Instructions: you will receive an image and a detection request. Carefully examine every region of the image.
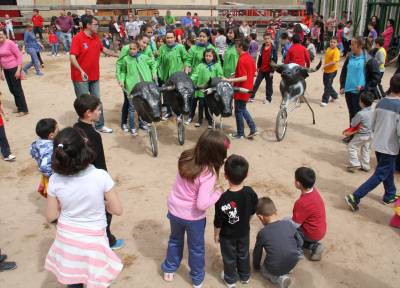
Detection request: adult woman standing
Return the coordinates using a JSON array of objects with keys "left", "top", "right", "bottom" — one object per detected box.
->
[
  {"left": 223, "top": 28, "right": 239, "bottom": 78},
  {"left": 0, "top": 30, "right": 28, "bottom": 116},
  {"left": 23, "top": 24, "right": 44, "bottom": 76},
  {"left": 382, "top": 19, "right": 394, "bottom": 51}
]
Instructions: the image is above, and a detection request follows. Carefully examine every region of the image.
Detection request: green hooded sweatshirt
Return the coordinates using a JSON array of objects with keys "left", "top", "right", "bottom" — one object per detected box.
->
[
  {"left": 191, "top": 62, "right": 223, "bottom": 98},
  {"left": 223, "top": 44, "right": 239, "bottom": 78},
  {"left": 157, "top": 43, "right": 188, "bottom": 81},
  {"left": 143, "top": 40, "right": 158, "bottom": 58},
  {"left": 185, "top": 43, "right": 219, "bottom": 71},
  {"left": 116, "top": 48, "right": 157, "bottom": 94}
]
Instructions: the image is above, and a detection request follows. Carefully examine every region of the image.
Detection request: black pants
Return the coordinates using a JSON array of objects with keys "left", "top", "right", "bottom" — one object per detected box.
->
[
  {"left": 345, "top": 92, "right": 361, "bottom": 124},
  {"left": 106, "top": 211, "right": 116, "bottom": 247},
  {"left": 37, "top": 52, "right": 44, "bottom": 66},
  {"left": 343, "top": 39, "right": 351, "bottom": 57},
  {"left": 322, "top": 71, "right": 338, "bottom": 103},
  {"left": 251, "top": 71, "right": 273, "bottom": 102},
  {"left": 3, "top": 67, "right": 28, "bottom": 113},
  {"left": 33, "top": 26, "right": 43, "bottom": 40},
  {"left": 0, "top": 125, "right": 11, "bottom": 158},
  {"left": 190, "top": 97, "right": 212, "bottom": 125},
  {"left": 220, "top": 235, "right": 250, "bottom": 285},
  {"left": 377, "top": 72, "right": 385, "bottom": 99},
  {"left": 67, "top": 284, "right": 83, "bottom": 288}
]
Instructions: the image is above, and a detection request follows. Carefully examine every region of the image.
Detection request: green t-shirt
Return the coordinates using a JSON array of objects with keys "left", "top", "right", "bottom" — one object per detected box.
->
[{"left": 165, "top": 15, "right": 175, "bottom": 25}]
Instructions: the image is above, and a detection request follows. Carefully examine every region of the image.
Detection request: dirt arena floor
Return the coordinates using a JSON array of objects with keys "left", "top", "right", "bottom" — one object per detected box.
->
[{"left": 0, "top": 53, "right": 399, "bottom": 288}]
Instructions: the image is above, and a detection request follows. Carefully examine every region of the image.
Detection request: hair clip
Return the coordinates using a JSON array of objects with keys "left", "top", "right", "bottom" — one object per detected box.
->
[{"left": 58, "top": 143, "right": 64, "bottom": 149}]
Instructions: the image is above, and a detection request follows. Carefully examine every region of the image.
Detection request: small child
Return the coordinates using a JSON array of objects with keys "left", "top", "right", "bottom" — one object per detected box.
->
[
  {"left": 374, "top": 37, "right": 386, "bottom": 98},
  {"left": 188, "top": 48, "right": 223, "bottom": 128},
  {"left": 214, "top": 154, "right": 258, "bottom": 287},
  {"left": 4, "top": 15, "right": 15, "bottom": 40},
  {"left": 48, "top": 28, "right": 59, "bottom": 57},
  {"left": 346, "top": 92, "right": 374, "bottom": 173},
  {"left": 30, "top": 118, "right": 58, "bottom": 197},
  {"left": 367, "top": 22, "right": 378, "bottom": 42},
  {"left": 248, "top": 33, "right": 259, "bottom": 62},
  {"left": 253, "top": 197, "right": 301, "bottom": 288},
  {"left": 305, "top": 37, "right": 316, "bottom": 62},
  {"left": 102, "top": 33, "right": 111, "bottom": 50},
  {"left": 321, "top": 37, "right": 340, "bottom": 106},
  {"left": 0, "top": 97, "right": 16, "bottom": 161},
  {"left": 292, "top": 167, "right": 326, "bottom": 261},
  {"left": 336, "top": 23, "right": 344, "bottom": 54},
  {"left": 390, "top": 198, "right": 400, "bottom": 228},
  {"left": 280, "top": 32, "right": 291, "bottom": 61}
]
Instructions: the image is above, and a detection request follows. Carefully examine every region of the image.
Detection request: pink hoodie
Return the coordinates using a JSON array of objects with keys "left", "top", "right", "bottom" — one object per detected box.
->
[
  {"left": 382, "top": 26, "right": 393, "bottom": 51},
  {"left": 0, "top": 39, "right": 23, "bottom": 69},
  {"left": 167, "top": 169, "right": 222, "bottom": 221}
]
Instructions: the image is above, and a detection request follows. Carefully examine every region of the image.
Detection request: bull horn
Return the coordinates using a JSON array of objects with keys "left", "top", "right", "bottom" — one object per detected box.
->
[
  {"left": 270, "top": 61, "right": 280, "bottom": 71},
  {"left": 307, "top": 58, "right": 322, "bottom": 73}
]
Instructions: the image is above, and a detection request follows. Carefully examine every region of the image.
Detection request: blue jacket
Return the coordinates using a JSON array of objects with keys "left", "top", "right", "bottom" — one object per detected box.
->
[{"left": 30, "top": 139, "right": 53, "bottom": 177}]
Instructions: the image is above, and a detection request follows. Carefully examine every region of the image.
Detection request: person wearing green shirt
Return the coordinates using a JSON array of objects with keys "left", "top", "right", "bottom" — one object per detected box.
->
[
  {"left": 223, "top": 27, "right": 239, "bottom": 78},
  {"left": 185, "top": 29, "right": 219, "bottom": 74},
  {"left": 187, "top": 48, "right": 223, "bottom": 128},
  {"left": 164, "top": 10, "right": 176, "bottom": 28},
  {"left": 116, "top": 41, "right": 157, "bottom": 135},
  {"left": 140, "top": 24, "right": 158, "bottom": 58},
  {"left": 157, "top": 30, "right": 188, "bottom": 119}
]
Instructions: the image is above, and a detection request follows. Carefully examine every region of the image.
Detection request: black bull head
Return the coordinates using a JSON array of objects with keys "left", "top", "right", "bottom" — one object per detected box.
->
[
  {"left": 271, "top": 60, "right": 322, "bottom": 99},
  {"left": 131, "top": 82, "right": 162, "bottom": 123},
  {"left": 163, "top": 72, "right": 195, "bottom": 116},
  {"left": 205, "top": 78, "right": 234, "bottom": 117}
]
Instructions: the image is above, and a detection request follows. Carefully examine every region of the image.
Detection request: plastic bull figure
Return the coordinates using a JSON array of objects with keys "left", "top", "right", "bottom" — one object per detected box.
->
[
  {"left": 271, "top": 59, "right": 322, "bottom": 124},
  {"left": 131, "top": 82, "right": 162, "bottom": 124},
  {"left": 163, "top": 71, "right": 195, "bottom": 117}
]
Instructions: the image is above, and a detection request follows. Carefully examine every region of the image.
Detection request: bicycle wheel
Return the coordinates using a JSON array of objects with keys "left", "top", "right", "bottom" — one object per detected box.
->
[
  {"left": 177, "top": 117, "right": 185, "bottom": 145},
  {"left": 275, "top": 108, "right": 288, "bottom": 142},
  {"left": 148, "top": 125, "right": 158, "bottom": 157}
]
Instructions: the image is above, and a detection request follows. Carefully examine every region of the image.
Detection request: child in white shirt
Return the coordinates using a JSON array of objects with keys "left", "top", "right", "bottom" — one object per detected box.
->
[{"left": 4, "top": 15, "right": 15, "bottom": 40}]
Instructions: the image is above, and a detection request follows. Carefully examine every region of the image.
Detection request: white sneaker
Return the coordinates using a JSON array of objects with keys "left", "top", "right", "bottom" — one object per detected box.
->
[
  {"left": 193, "top": 284, "right": 203, "bottom": 288},
  {"left": 184, "top": 118, "right": 192, "bottom": 126},
  {"left": 97, "top": 126, "right": 113, "bottom": 133},
  {"left": 320, "top": 102, "right": 328, "bottom": 107},
  {"left": 278, "top": 275, "right": 292, "bottom": 288},
  {"left": 130, "top": 128, "right": 138, "bottom": 136},
  {"left": 121, "top": 124, "right": 129, "bottom": 132},
  {"left": 220, "top": 271, "right": 236, "bottom": 288},
  {"left": 4, "top": 154, "right": 16, "bottom": 161},
  {"left": 52, "top": 54, "right": 56, "bottom": 57},
  {"left": 263, "top": 99, "right": 271, "bottom": 104}
]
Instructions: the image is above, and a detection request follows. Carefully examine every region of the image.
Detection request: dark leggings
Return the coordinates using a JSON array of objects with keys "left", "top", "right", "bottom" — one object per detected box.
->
[
  {"left": 67, "top": 284, "right": 83, "bottom": 288},
  {"left": 3, "top": 67, "right": 28, "bottom": 113},
  {"left": 37, "top": 52, "right": 43, "bottom": 66}
]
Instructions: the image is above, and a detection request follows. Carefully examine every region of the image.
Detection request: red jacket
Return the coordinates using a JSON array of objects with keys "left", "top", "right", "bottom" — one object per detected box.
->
[
  {"left": 284, "top": 43, "right": 310, "bottom": 68},
  {"left": 32, "top": 15, "right": 44, "bottom": 28},
  {"left": 234, "top": 52, "right": 256, "bottom": 101}
]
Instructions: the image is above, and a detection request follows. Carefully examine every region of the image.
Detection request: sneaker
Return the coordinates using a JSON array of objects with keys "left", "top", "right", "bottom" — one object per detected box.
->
[
  {"left": 195, "top": 122, "right": 201, "bottom": 128},
  {"left": 184, "top": 118, "right": 192, "bottom": 126},
  {"left": 310, "top": 243, "right": 324, "bottom": 261},
  {"left": 0, "top": 254, "right": 7, "bottom": 263},
  {"left": 240, "top": 279, "right": 250, "bottom": 284},
  {"left": 208, "top": 124, "right": 213, "bottom": 129},
  {"left": 97, "top": 126, "right": 113, "bottom": 133},
  {"left": 320, "top": 102, "right": 328, "bottom": 107},
  {"left": 52, "top": 54, "right": 56, "bottom": 57},
  {"left": 16, "top": 112, "right": 28, "bottom": 117},
  {"left": 345, "top": 194, "right": 359, "bottom": 211},
  {"left": 121, "top": 124, "right": 129, "bottom": 132},
  {"left": 382, "top": 197, "right": 397, "bottom": 205},
  {"left": 229, "top": 133, "right": 244, "bottom": 140},
  {"left": 247, "top": 130, "right": 259, "bottom": 138},
  {"left": 163, "top": 272, "right": 174, "bottom": 282},
  {"left": 193, "top": 283, "right": 203, "bottom": 288},
  {"left": 249, "top": 98, "right": 254, "bottom": 103},
  {"left": 4, "top": 154, "right": 16, "bottom": 161},
  {"left": 347, "top": 165, "right": 360, "bottom": 173},
  {"left": 360, "top": 166, "right": 371, "bottom": 172},
  {"left": 278, "top": 275, "right": 292, "bottom": 288},
  {"left": 36, "top": 71, "right": 44, "bottom": 76},
  {"left": 220, "top": 272, "right": 236, "bottom": 288},
  {"left": 110, "top": 239, "right": 124, "bottom": 250},
  {"left": 139, "top": 124, "right": 149, "bottom": 131},
  {"left": 342, "top": 136, "right": 353, "bottom": 144},
  {"left": 66, "top": 52, "right": 70, "bottom": 55},
  {"left": 263, "top": 99, "right": 271, "bottom": 104},
  {"left": 0, "top": 261, "right": 17, "bottom": 271},
  {"left": 161, "top": 113, "right": 172, "bottom": 121},
  {"left": 130, "top": 128, "right": 138, "bottom": 136}
]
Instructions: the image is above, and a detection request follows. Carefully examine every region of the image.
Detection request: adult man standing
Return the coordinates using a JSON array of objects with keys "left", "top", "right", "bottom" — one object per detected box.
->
[
  {"left": 56, "top": 10, "right": 73, "bottom": 54},
  {"left": 31, "top": 9, "right": 44, "bottom": 40},
  {"left": 181, "top": 12, "right": 193, "bottom": 37},
  {"left": 70, "top": 15, "right": 118, "bottom": 133}
]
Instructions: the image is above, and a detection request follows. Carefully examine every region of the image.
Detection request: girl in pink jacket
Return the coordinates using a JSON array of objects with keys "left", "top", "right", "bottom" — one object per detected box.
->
[{"left": 381, "top": 19, "right": 394, "bottom": 51}]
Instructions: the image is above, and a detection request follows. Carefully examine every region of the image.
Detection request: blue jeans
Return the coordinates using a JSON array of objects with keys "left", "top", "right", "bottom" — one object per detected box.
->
[
  {"left": 51, "top": 43, "right": 59, "bottom": 55},
  {"left": 353, "top": 152, "right": 397, "bottom": 203},
  {"left": 60, "top": 32, "right": 72, "bottom": 52},
  {"left": 234, "top": 100, "right": 256, "bottom": 136},
  {"left": 24, "top": 47, "right": 41, "bottom": 73},
  {"left": 72, "top": 80, "right": 105, "bottom": 129},
  {"left": 322, "top": 72, "right": 338, "bottom": 103},
  {"left": 121, "top": 91, "right": 146, "bottom": 129},
  {"left": 161, "top": 213, "right": 206, "bottom": 286}
]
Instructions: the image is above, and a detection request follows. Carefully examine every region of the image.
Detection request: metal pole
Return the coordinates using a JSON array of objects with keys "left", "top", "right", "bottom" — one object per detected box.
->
[
  {"left": 322, "top": 0, "right": 327, "bottom": 18},
  {"left": 359, "top": 0, "right": 368, "bottom": 36},
  {"left": 347, "top": 0, "right": 352, "bottom": 21},
  {"left": 334, "top": 0, "right": 338, "bottom": 35}
]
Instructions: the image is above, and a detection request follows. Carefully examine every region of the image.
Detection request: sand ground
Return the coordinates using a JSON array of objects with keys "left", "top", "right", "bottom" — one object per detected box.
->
[{"left": 0, "top": 53, "right": 399, "bottom": 288}]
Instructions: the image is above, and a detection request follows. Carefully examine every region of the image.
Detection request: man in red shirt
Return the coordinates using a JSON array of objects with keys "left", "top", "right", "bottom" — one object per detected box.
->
[
  {"left": 250, "top": 33, "right": 278, "bottom": 104},
  {"left": 32, "top": 9, "right": 44, "bottom": 40},
  {"left": 70, "top": 15, "right": 118, "bottom": 133},
  {"left": 284, "top": 34, "right": 310, "bottom": 68},
  {"left": 292, "top": 167, "right": 326, "bottom": 261},
  {"left": 225, "top": 38, "right": 258, "bottom": 139}
]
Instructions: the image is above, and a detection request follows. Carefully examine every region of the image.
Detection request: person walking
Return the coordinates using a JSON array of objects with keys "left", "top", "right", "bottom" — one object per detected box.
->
[
  {"left": 56, "top": 10, "right": 73, "bottom": 54},
  {"left": 22, "top": 24, "right": 44, "bottom": 76},
  {"left": 31, "top": 9, "right": 44, "bottom": 40},
  {"left": 0, "top": 30, "right": 28, "bottom": 116},
  {"left": 70, "top": 15, "right": 118, "bottom": 133}
]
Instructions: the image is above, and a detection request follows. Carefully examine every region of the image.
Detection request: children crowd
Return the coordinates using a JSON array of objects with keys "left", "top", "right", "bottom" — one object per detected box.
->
[{"left": 0, "top": 7, "right": 400, "bottom": 288}]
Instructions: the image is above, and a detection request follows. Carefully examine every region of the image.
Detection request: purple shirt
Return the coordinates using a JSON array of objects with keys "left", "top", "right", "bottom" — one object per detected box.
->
[
  {"left": 167, "top": 169, "right": 222, "bottom": 221},
  {"left": 369, "top": 29, "right": 377, "bottom": 41},
  {"left": 56, "top": 16, "right": 73, "bottom": 33},
  {"left": 249, "top": 40, "right": 259, "bottom": 58}
]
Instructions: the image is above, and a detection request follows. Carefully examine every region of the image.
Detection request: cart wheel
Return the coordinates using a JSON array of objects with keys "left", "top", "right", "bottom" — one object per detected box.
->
[
  {"left": 177, "top": 117, "right": 185, "bottom": 145},
  {"left": 275, "top": 108, "right": 288, "bottom": 142},
  {"left": 148, "top": 125, "right": 158, "bottom": 157}
]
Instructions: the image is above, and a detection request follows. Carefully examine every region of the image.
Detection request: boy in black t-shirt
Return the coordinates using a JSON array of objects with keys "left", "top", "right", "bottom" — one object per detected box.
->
[{"left": 214, "top": 154, "right": 258, "bottom": 287}]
